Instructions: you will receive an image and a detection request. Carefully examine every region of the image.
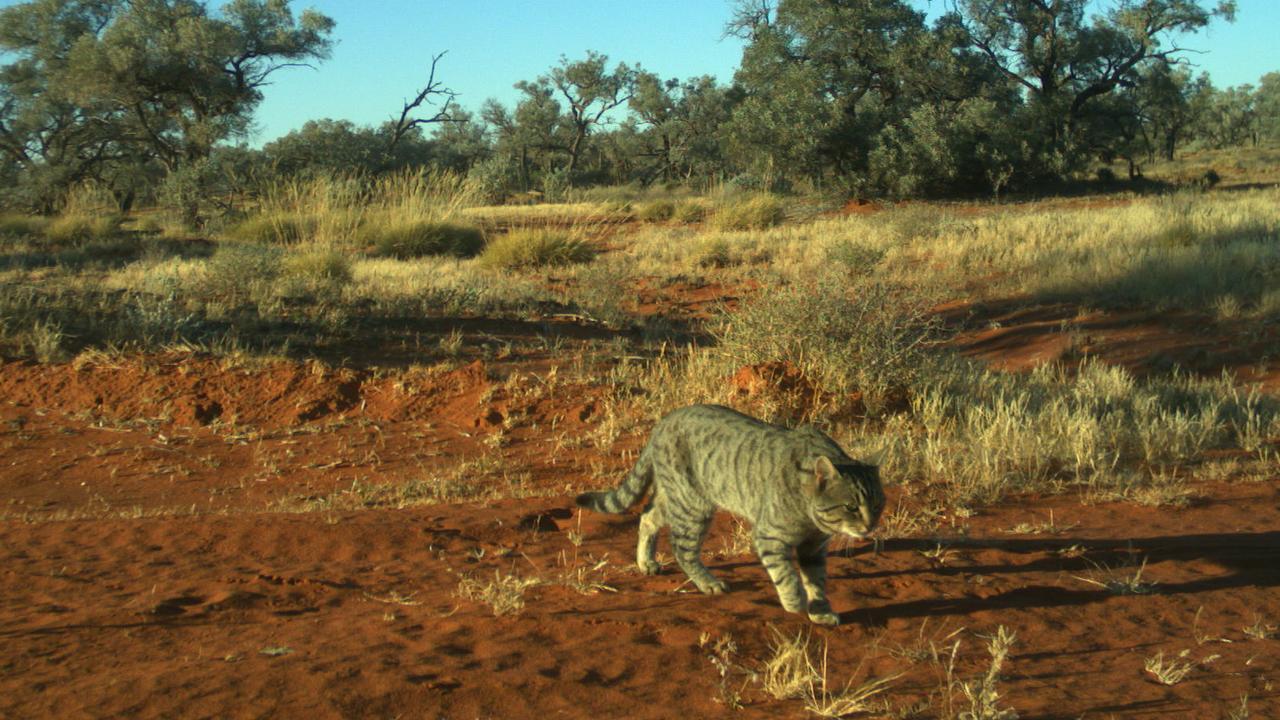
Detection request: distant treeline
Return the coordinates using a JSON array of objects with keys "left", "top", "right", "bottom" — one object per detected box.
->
[{"left": 1, "top": 0, "right": 1277, "bottom": 218}]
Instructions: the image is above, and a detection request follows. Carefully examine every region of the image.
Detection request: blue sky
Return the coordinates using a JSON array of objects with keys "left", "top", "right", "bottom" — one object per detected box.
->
[
  {"left": 5, "top": 0, "right": 1269, "bottom": 143},
  {"left": 249, "top": 0, "right": 1277, "bottom": 144},
  {"left": 249, "top": 0, "right": 747, "bottom": 143}
]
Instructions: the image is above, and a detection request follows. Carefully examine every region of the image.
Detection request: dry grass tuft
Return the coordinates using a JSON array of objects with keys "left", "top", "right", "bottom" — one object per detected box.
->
[
  {"left": 759, "top": 626, "right": 900, "bottom": 717},
  {"left": 455, "top": 570, "right": 541, "bottom": 616},
  {"left": 479, "top": 228, "right": 595, "bottom": 269},
  {"left": 710, "top": 193, "right": 786, "bottom": 230},
  {"left": 1144, "top": 650, "right": 1195, "bottom": 686}
]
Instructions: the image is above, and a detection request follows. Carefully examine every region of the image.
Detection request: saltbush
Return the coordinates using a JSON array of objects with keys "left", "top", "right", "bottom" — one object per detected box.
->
[
  {"left": 281, "top": 245, "right": 353, "bottom": 298},
  {"left": 201, "top": 242, "right": 283, "bottom": 303}
]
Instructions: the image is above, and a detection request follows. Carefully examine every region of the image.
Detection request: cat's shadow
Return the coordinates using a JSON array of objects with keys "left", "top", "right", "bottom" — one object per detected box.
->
[{"left": 831, "top": 530, "right": 1280, "bottom": 626}]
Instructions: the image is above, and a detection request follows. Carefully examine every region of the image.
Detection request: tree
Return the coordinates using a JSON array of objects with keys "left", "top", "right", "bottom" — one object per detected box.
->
[
  {"left": 629, "top": 73, "right": 734, "bottom": 183},
  {"left": 950, "top": 0, "right": 1235, "bottom": 175},
  {"left": 517, "top": 52, "right": 637, "bottom": 178},
  {"left": 0, "top": 0, "right": 130, "bottom": 210},
  {"left": 482, "top": 85, "right": 561, "bottom": 192},
  {"left": 1251, "top": 72, "right": 1280, "bottom": 144},
  {"left": 0, "top": 0, "right": 333, "bottom": 212},
  {"left": 724, "top": 0, "right": 1007, "bottom": 190},
  {"left": 1126, "top": 65, "right": 1212, "bottom": 162},
  {"left": 429, "top": 108, "right": 490, "bottom": 173},
  {"left": 385, "top": 51, "right": 464, "bottom": 154},
  {"left": 1196, "top": 83, "right": 1257, "bottom": 147}
]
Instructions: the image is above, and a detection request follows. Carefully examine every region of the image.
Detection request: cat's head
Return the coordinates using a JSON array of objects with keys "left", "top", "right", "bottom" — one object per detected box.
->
[{"left": 804, "top": 456, "right": 884, "bottom": 539}]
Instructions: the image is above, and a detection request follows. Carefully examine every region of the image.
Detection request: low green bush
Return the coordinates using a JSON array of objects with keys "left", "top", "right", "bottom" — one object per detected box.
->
[
  {"left": 281, "top": 246, "right": 353, "bottom": 298},
  {"left": 0, "top": 214, "right": 49, "bottom": 238},
  {"left": 201, "top": 242, "right": 283, "bottom": 303}
]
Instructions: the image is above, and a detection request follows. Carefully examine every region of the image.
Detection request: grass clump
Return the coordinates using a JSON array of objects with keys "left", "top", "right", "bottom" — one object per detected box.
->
[
  {"left": 636, "top": 200, "right": 675, "bottom": 222},
  {"left": 227, "top": 212, "right": 316, "bottom": 245},
  {"left": 455, "top": 570, "right": 540, "bottom": 616},
  {"left": 0, "top": 214, "right": 49, "bottom": 238},
  {"left": 958, "top": 626, "right": 1020, "bottom": 720},
  {"left": 480, "top": 228, "right": 595, "bottom": 270},
  {"left": 280, "top": 245, "right": 353, "bottom": 298},
  {"left": 710, "top": 194, "right": 786, "bottom": 231},
  {"left": 759, "top": 627, "right": 899, "bottom": 717},
  {"left": 44, "top": 214, "right": 123, "bottom": 245},
  {"left": 365, "top": 220, "right": 484, "bottom": 258},
  {"left": 673, "top": 199, "right": 709, "bottom": 223}
]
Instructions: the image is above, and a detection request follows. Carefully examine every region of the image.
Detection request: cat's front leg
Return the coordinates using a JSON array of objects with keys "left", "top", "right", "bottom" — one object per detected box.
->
[
  {"left": 755, "top": 535, "right": 807, "bottom": 614},
  {"left": 797, "top": 537, "right": 839, "bottom": 626}
]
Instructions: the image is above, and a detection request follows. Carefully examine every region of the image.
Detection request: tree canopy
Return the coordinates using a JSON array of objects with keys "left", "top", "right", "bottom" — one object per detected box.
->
[{"left": 0, "top": 0, "right": 332, "bottom": 210}]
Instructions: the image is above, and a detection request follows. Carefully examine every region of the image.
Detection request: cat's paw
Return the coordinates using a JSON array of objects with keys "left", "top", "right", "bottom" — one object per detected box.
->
[
  {"left": 698, "top": 577, "right": 729, "bottom": 595},
  {"left": 808, "top": 610, "right": 840, "bottom": 626},
  {"left": 638, "top": 560, "right": 661, "bottom": 575}
]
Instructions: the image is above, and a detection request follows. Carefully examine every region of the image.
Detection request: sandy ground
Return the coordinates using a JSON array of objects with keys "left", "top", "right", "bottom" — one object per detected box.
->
[{"left": 2, "top": 300, "right": 1278, "bottom": 718}]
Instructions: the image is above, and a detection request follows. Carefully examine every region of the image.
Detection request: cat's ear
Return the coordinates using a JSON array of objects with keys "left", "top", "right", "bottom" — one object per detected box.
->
[{"left": 808, "top": 456, "right": 837, "bottom": 496}]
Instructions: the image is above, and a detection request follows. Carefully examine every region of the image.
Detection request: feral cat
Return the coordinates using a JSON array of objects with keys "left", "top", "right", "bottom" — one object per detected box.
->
[{"left": 576, "top": 404, "right": 883, "bottom": 625}]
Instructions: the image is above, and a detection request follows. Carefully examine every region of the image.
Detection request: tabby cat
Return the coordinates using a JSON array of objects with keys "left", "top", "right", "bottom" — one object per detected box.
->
[{"left": 576, "top": 404, "right": 884, "bottom": 625}]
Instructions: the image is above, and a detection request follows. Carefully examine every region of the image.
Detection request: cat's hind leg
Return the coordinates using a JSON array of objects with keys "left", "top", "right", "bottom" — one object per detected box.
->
[
  {"left": 636, "top": 498, "right": 663, "bottom": 575},
  {"left": 667, "top": 509, "right": 727, "bottom": 595}
]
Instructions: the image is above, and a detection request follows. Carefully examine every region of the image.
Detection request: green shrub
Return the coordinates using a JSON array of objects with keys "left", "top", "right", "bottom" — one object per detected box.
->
[
  {"left": 365, "top": 220, "right": 484, "bottom": 258},
  {"left": 636, "top": 200, "right": 675, "bottom": 222},
  {"left": 672, "top": 200, "right": 708, "bottom": 223},
  {"left": 228, "top": 212, "right": 315, "bottom": 245},
  {"left": 715, "top": 272, "right": 940, "bottom": 413},
  {"left": 44, "top": 214, "right": 123, "bottom": 245},
  {"left": 201, "top": 242, "right": 283, "bottom": 302},
  {"left": 480, "top": 229, "right": 595, "bottom": 270},
  {"left": 710, "top": 194, "right": 785, "bottom": 231}
]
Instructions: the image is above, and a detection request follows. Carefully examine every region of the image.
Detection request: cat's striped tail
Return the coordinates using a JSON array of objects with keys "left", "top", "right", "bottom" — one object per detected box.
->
[{"left": 575, "top": 446, "right": 653, "bottom": 514}]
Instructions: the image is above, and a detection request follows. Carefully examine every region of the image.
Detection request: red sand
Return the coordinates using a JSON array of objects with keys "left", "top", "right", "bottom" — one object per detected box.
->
[{"left": 2, "top": 296, "right": 1278, "bottom": 717}]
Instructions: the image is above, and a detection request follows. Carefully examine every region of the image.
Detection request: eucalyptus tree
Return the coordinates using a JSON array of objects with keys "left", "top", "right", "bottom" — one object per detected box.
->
[
  {"left": 515, "top": 52, "right": 637, "bottom": 179},
  {"left": 0, "top": 0, "right": 333, "bottom": 211},
  {"left": 629, "top": 72, "right": 735, "bottom": 183},
  {"left": 949, "top": 0, "right": 1236, "bottom": 175}
]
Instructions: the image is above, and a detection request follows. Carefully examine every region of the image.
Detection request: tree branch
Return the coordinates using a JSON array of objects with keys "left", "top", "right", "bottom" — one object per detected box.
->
[{"left": 386, "top": 51, "right": 464, "bottom": 152}]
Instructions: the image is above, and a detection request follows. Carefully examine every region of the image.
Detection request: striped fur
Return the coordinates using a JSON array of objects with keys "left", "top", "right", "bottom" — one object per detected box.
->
[{"left": 575, "top": 404, "right": 884, "bottom": 625}]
